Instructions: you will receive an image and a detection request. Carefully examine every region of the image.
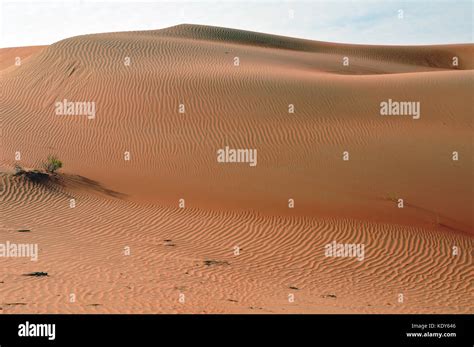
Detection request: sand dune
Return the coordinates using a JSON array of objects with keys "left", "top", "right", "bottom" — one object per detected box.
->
[
  {"left": 0, "top": 46, "right": 46, "bottom": 71},
  {"left": 0, "top": 24, "right": 472, "bottom": 313}
]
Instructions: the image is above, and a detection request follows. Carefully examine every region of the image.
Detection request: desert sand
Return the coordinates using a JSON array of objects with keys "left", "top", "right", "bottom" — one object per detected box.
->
[{"left": 0, "top": 24, "right": 472, "bottom": 313}]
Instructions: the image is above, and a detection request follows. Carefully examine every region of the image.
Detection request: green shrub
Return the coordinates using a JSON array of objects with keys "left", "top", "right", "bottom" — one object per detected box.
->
[{"left": 43, "top": 156, "right": 63, "bottom": 173}]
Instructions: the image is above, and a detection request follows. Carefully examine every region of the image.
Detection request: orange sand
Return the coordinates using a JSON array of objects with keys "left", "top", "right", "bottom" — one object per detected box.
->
[{"left": 0, "top": 25, "right": 472, "bottom": 313}]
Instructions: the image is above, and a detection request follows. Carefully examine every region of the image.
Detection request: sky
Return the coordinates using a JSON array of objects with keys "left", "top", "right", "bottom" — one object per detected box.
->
[{"left": 0, "top": 0, "right": 472, "bottom": 48}]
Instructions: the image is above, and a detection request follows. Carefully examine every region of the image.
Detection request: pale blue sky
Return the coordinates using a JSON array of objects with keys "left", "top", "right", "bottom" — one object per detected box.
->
[{"left": 1, "top": 0, "right": 472, "bottom": 48}]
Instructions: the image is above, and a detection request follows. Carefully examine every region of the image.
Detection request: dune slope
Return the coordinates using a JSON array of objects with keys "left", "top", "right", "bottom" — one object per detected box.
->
[{"left": 0, "top": 25, "right": 472, "bottom": 313}]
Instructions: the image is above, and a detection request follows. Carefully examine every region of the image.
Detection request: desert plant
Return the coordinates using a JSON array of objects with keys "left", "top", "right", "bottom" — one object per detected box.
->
[
  {"left": 14, "top": 164, "right": 25, "bottom": 175},
  {"left": 43, "top": 156, "right": 63, "bottom": 174}
]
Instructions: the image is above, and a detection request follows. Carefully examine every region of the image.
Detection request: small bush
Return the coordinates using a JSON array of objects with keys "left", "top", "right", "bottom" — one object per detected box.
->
[
  {"left": 14, "top": 164, "right": 25, "bottom": 175},
  {"left": 43, "top": 156, "right": 63, "bottom": 174}
]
